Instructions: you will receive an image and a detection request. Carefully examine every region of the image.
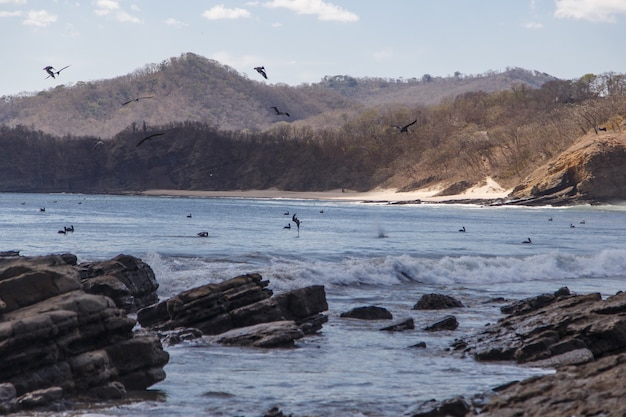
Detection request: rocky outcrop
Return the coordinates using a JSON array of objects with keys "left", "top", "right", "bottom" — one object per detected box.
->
[
  {"left": 137, "top": 274, "right": 328, "bottom": 347},
  {"left": 422, "top": 288, "right": 626, "bottom": 416},
  {"left": 78, "top": 254, "right": 160, "bottom": 313},
  {"left": 508, "top": 132, "right": 626, "bottom": 205},
  {"left": 457, "top": 287, "right": 626, "bottom": 366},
  {"left": 0, "top": 254, "right": 169, "bottom": 414}
]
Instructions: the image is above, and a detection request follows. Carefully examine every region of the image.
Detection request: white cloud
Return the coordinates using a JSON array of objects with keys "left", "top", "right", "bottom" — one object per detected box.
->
[
  {"left": 165, "top": 17, "right": 187, "bottom": 28},
  {"left": 94, "top": 0, "right": 141, "bottom": 23},
  {"left": 202, "top": 5, "right": 251, "bottom": 20},
  {"left": 263, "top": 0, "right": 358, "bottom": 22},
  {"left": 23, "top": 10, "right": 57, "bottom": 27},
  {"left": 522, "top": 21, "right": 543, "bottom": 29},
  {"left": 0, "top": 10, "right": 22, "bottom": 17},
  {"left": 0, "top": 0, "right": 26, "bottom": 4},
  {"left": 555, "top": 0, "right": 626, "bottom": 22}
]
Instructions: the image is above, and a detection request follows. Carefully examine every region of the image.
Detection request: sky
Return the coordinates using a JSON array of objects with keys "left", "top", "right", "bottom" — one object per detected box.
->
[{"left": 1, "top": 0, "right": 626, "bottom": 97}]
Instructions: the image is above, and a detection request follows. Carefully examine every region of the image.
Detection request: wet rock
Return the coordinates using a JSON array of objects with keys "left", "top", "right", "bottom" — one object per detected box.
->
[
  {"left": 137, "top": 274, "right": 328, "bottom": 340},
  {"left": 425, "top": 315, "right": 459, "bottom": 331},
  {"left": 0, "top": 254, "right": 169, "bottom": 414},
  {"left": 413, "top": 294, "right": 464, "bottom": 310},
  {"left": 340, "top": 306, "right": 393, "bottom": 320},
  {"left": 460, "top": 290, "right": 626, "bottom": 365},
  {"left": 381, "top": 318, "right": 415, "bottom": 331},
  {"left": 207, "top": 321, "right": 305, "bottom": 348},
  {"left": 410, "top": 396, "right": 470, "bottom": 417},
  {"left": 78, "top": 254, "right": 159, "bottom": 313}
]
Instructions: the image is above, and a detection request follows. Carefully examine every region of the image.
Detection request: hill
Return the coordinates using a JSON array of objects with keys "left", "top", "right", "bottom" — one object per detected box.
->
[{"left": 0, "top": 53, "right": 556, "bottom": 138}]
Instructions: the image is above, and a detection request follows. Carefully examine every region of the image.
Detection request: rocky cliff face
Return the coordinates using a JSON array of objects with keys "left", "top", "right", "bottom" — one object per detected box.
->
[
  {"left": 508, "top": 132, "right": 626, "bottom": 205},
  {"left": 0, "top": 253, "right": 168, "bottom": 414}
]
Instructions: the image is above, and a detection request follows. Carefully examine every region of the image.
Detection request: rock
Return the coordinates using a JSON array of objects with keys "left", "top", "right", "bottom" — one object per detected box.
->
[
  {"left": 207, "top": 321, "right": 305, "bottom": 348},
  {"left": 0, "top": 383, "right": 16, "bottom": 414},
  {"left": 411, "top": 342, "right": 427, "bottom": 349},
  {"left": 508, "top": 133, "right": 626, "bottom": 204},
  {"left": 410, "top": 396, "right": 470, "bottom": 417},
  {"left": 500, "top": 286, "right": 570, "bottom": 315},
  {"left": 461, "top": 290, "right": 626, "bottom": 365},
  {"left": 340, "top": 306, "right": 393, "bottom": 320},
  {"left": 381, "top": 318, "right": 415, "bottom": 331},
  {"left": 479, "top": 353, "right": 626, "bottom": 417},
  {"left": 78, "top": 254, "right": 159, "bottom": 312},
  {"left": 424, "top": 315, "right": 459, "bottom": 331},
  {"left": 413, "top": 294, "right": 464, "bottom": 310},
  {"left": 137, "top": 275, "right": 328, "bottom": 339},
  {"left": 0, "top": 254, "right": 169, "bottom": 414}
]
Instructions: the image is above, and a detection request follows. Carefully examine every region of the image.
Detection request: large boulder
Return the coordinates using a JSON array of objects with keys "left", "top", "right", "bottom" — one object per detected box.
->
[
  {"left": 78, "top": 254, "right": 160, "bottom": 313},
  {"left": 137, "top": 274, "right": 328, "bottom": 345},
  {"left": 0, "top": 254, "right": 169, "bottom": 414}
]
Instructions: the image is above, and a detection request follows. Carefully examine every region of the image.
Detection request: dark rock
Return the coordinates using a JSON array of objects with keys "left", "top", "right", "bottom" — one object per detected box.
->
[
  {"left": 78, "top": 254, "right": 159, "bottom": 312},
  {"left": 207, "top": 321, "right": 304, "bottom": 348},
  {"left": 413, "top": 294, "right": 464, "bottom": 310},
  {"left": 462, "top": 290, "right": 626, "bottom": 365},
  {"left": 340, "top": 306, "right": 393, "bottom": 320},
  {"left": 410, "top": 396, "right": 470, "bottom": 417},
  {"left": 0, "top": 254, "right": 169, "bottom": 414},
  {"left": 500, "top": 286, "right": 571, "bottom": 315},
  {"left": 0, "top": 383, "right": 16, "bottom": 414},
  {"left": 137, "top": 274, "right": 328, "bottom": 342},
  {"left": 381, "top": 318, "right": 415, "bottom": 331},
  {"left": 425, "top": 315, "right": 459, "bottom": 331},
  {"left": 411, "top": 342, "right": 427, "bottom": 348}
]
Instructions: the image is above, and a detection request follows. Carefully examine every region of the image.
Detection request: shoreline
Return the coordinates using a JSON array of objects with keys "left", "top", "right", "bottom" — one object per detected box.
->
[{"left": 141, "top": 178, "right": 513, "bottom": 203}]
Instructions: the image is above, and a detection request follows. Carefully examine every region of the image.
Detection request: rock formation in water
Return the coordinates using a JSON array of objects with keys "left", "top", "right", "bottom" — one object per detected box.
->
[
  {"left": 413, "top": 287, "right": 626, "bottom": 416},
  {"left": 508, "top": 132, "right": 626, "bottom": 205},
  {"left": 137, "top": 273, "right": 329, "bottom": 348},
  {"left": 0, "top": 253, "right": 169, "bottom": 414}
]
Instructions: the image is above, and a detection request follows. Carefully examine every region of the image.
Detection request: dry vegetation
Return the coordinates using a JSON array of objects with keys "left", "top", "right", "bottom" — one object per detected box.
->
[{"left": 0, "top": 53, "right": 624, "bottom": 194}]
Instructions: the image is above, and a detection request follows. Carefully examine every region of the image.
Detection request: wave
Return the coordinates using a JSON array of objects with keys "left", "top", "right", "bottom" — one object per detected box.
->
[{"left": 145, "top": 248, "right": 626, "bottom": 298}]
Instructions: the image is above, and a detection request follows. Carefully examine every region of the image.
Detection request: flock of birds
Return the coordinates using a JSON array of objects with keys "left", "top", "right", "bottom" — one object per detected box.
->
[
  {"left": 43, "top": 62, "right": 420, "bottom": 149},
  {"left": 457, "top": 216, "right": 587, "bottom": 244}
]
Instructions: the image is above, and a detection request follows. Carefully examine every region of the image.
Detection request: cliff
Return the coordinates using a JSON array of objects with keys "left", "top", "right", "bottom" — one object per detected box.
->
[{"left": 507, "top": 130, "right": 626, "bottom": 205}]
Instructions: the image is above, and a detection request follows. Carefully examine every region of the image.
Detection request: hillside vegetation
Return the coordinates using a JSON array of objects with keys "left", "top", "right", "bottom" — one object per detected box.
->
[{"left": 0, "top": 53, "right": 625, "bottom": 198}]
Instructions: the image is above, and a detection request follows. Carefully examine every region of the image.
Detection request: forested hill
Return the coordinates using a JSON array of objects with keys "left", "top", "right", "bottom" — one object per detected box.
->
[{"left": 0, "top": 52, "right": 555, "bottom": 138}]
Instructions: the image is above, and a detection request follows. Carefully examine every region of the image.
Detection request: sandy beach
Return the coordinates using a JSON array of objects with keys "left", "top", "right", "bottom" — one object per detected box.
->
[{"left": 142, "top": 177, "right": 512, "bottom": 203}]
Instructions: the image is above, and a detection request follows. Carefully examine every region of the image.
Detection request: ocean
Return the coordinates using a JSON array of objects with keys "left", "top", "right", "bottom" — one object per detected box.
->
[{"left": 1, "top": 193, "right": 626, "bottom": 417}]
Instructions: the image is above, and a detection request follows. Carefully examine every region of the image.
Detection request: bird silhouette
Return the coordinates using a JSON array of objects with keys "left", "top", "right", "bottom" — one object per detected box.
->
[
  {"left": 92, "top": 140, "right": 105, "bottom": 151},
  {"left": 270, "top": 106, "right": 290, "bottom": 117},
  {"left": 292, "top": 213, "right": 301, "bottom": 235},
  {"left": 44, "top": 65, "right": 70, "bottom": 79},
  {"left": 392, "top": 119, "right": 417, "bottom": 133},
  {"left": 136, "top": 132, "right": 165, "bottom": 147},
  {"left": 458, "top": 226, "right": 466, "bottom": 232},
  {"left": 254, "top": 66, "right": 268, "bottom": 79},
  {"left": 122, "top": 96, "right": 154, "bottom": 106},
  {"left": 522, "top": 238, "right": 532, "bottom": 244}
]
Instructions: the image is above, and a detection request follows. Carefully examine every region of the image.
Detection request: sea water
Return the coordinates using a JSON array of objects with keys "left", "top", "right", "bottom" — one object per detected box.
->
[{"left": 1, "top": 193, "right": 625, "bottom": 417}]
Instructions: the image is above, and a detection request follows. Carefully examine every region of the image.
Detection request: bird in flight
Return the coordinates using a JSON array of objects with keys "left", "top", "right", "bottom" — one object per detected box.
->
[
  {"left": 254, "top": 66, "right": 268, "bottom": 79},
  {"left": 392, "top": 119, "right": 417, "bottom": 133},
  {"left": 44, "top": 65, "right": 70, "bottom": 79},
  {"left": 292, "top": 213, "right": 301, "bottom": 236},
  {"left": 136, "top": 132, "right": 165, "bottom": 147},
  {"left": 122, "top": 96, "right": 154, "bottom": 106},
  {"left": 270, "top": 106, "right": 290, "bottom": 117}
]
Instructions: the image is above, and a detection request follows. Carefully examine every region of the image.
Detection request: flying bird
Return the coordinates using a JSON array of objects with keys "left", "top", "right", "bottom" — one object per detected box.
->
[
  {"left": 92, "top": 140, "right": 104, "bottom": 151},
  {"left": 270, "top": 106, "right": 290, "bottom": 117},
  {"left": 44, "top": 65, "right": 70, "bottom": 79},
  {"left": 392, "top": 119, "right": 417, "bottom": 133},
  {"left": 254, "top": 66, "right": 268, "bottom": 79},
  {"left": 122, "top": 96, "right": 154, "bottom": 106},
  {"left": 292, "top": 213, "right": 301, "bottom": 236},
  {"left": 136, "top": 132, "right": 165, "bottom": 147}
]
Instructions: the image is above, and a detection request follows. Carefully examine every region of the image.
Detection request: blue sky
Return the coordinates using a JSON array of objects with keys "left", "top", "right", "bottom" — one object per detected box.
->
[{"left": 1, "top": 0, "right": 625, "bottom": 96}]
